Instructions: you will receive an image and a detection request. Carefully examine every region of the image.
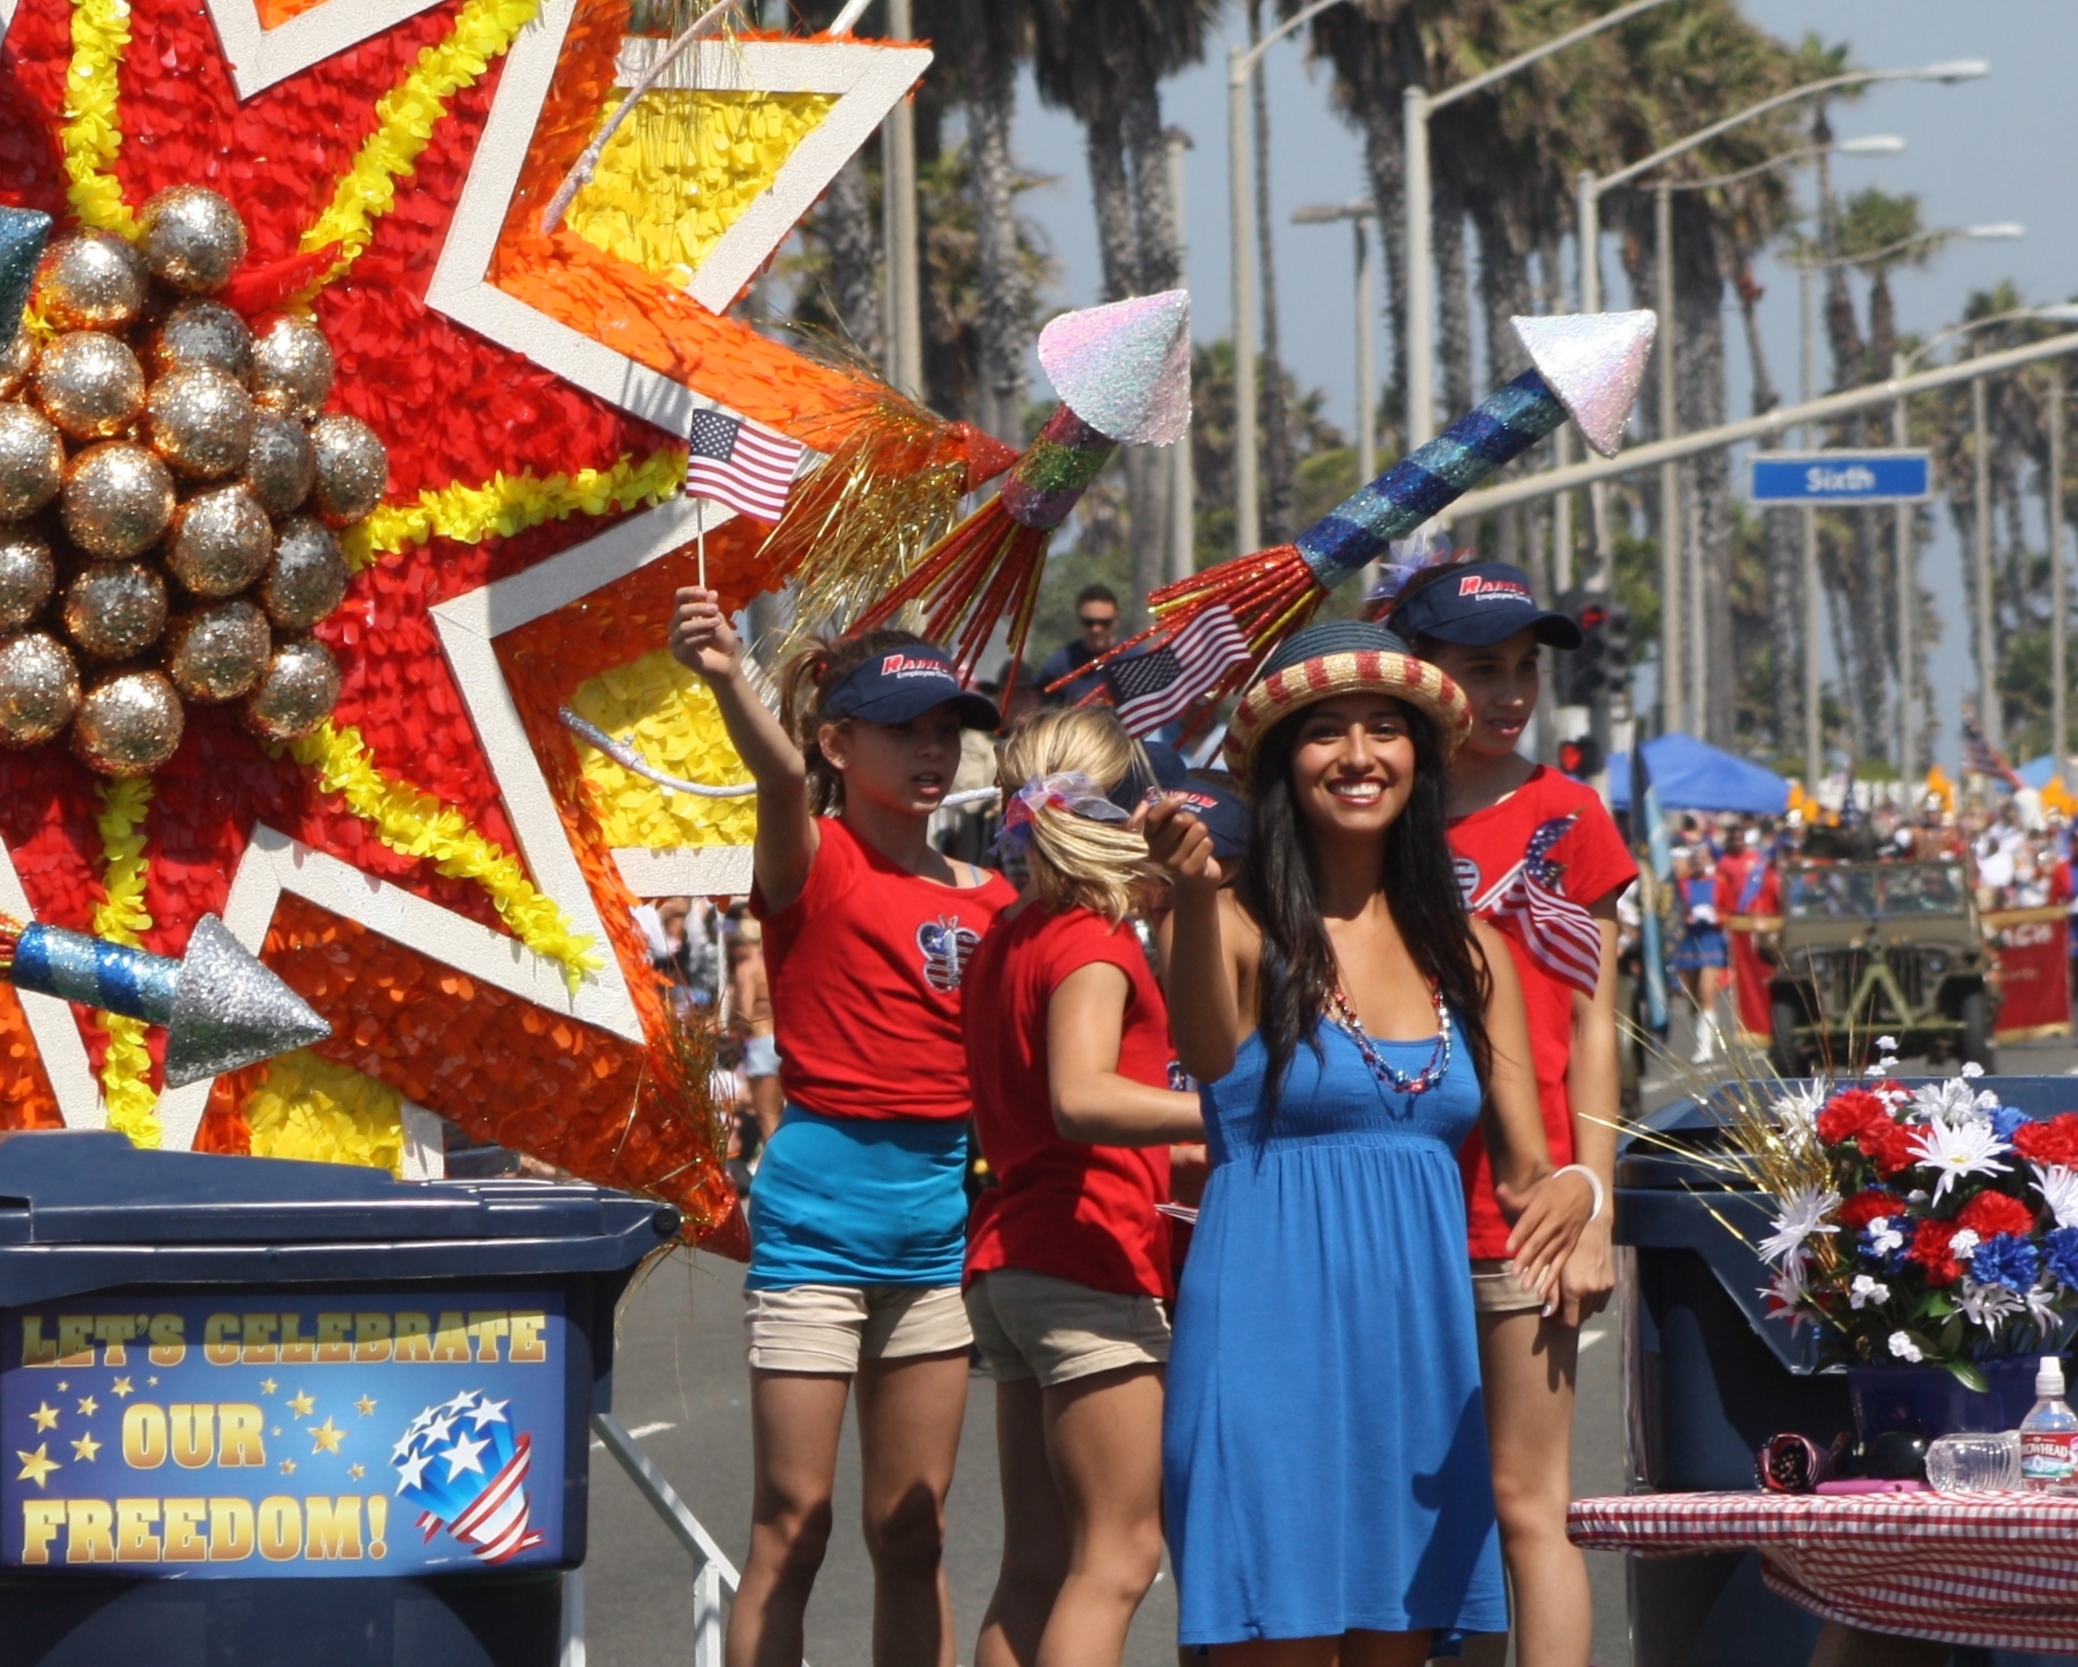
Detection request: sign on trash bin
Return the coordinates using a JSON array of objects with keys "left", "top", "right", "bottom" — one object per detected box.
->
[{"left": 1749, "top": 450, "right": 1932, "bottom": 505}]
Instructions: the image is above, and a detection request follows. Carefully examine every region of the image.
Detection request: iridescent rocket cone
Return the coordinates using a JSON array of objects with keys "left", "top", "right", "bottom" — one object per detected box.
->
[{"left": 861, "top": 290, "right": 1192, "bottom": 679}]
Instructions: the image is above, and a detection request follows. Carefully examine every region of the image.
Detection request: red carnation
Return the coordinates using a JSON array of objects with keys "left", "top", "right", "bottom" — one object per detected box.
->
[
  {"left": 1862, "top": 1119, "right": 1920, "bottom": 1180},
  {"left": 1907, "top": 1219, "right": 1962, "bottom": 1287},
  {"left": 2012, "top": 1114, "right": 2078, "bottom": 1169},
  {"left": 1838, "top": 1189, "right": 1905, "bottom": 1231},
  {"left": 1957, "top": 1190, "right": 2039, "bottom": 1240},
  {"left": 1818, "top": 1088, "right": 1889, "bottom": 1147}
]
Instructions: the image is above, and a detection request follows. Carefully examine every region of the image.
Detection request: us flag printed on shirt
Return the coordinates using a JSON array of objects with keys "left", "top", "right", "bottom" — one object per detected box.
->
[
  {"left": 683, "top": 409, "right": 804, "bottom": 523},
  {"left": 1470, "top": 813, "right": 1606, "bottom": 997}
]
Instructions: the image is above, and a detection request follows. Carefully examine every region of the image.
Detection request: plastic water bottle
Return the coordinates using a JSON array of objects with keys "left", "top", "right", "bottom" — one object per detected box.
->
[{"left": 2019, "top": 1355, "right": 2078, "bottom": 1495}]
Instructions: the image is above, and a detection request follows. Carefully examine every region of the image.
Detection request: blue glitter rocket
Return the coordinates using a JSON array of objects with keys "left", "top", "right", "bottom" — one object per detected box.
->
[
  {"left": 0, "top": 911, "right": 330, "bottom": 1086},
  {"left": 392, "top": 1388, "right": 545, "bottom": 1563},
  {"left": 0, "top": 207, "right": 50, "bottom": 356}
]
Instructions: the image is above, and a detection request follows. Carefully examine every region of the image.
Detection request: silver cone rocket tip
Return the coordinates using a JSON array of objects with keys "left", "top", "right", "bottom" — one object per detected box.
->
[
  {"left": 1036, "top": 289, "right": 1192, "bottom": 447},
  {"left": 1511, "top": 310, "right": 1657, "bottom": 459},
  {"left": 163, "top": 914, "right": 332, "bottom": 1088}
]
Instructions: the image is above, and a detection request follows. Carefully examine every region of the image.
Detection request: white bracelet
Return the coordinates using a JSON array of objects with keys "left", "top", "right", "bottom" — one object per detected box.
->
[{"left": 1554, "top": 1163, "right": 1606, "bottom": 1223}]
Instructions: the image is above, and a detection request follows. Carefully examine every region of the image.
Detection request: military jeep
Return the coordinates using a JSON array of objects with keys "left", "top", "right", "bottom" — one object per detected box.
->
[{"left": 1764, "top": 858, "right": 1995, "bottom": 1075}]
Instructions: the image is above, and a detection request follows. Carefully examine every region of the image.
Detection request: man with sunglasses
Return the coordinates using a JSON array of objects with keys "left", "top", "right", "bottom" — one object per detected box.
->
[{"left": 1038, "top": 583, "right": 1119, "bottom": 706}]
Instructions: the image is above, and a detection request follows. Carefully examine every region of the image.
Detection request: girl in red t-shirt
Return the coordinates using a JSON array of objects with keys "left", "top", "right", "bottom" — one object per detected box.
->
[
  {"left": 671, "top": 589, "right": 1014, "bottom": 1667},
  {"left": 1384, "top": 560, "right": 1635, "bottom": 1667},
  {"left": 961, "top": 708, "right": 1201, "bottom": 1667}
]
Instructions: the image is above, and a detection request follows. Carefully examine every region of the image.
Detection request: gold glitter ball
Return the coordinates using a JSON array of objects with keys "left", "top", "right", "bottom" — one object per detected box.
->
[
  {"left": 0, "top": 332, "right": 34, "bottom": 402},
  {"left": 307, "top": 414, "right": 387, "bottom": 526},
  {"left": 147, "top": 298, "right": 253, "bottom": 382},
  {"left": 62, "top": 559, "right": 169, "bottom": 661},
  {"left": 74, "top": 668, "right": 184, "bottom": 776},
  {"left": 243, "top": 410, "right": 315, "bottom": 516},
  {"left": 32, "top": 231, "right": 148, "bottom": 333},
  {"left": 146, "top": 365, "right": 255, "bottom": 479},
  {"left": 0, "top": 630, "right": 80, "bottom": 749},
  {"left": 250, "top": 316, "right": 333, "bottom": 419},
  {"left": 0, "top": 405, "right": 64, "bottom": 521},
  {"left": 165, "top": 483, "right": 271, "bottom": 598},
  {"left": 33, "top": 331, "right": 147, "bottom": 442},
  {"left": 138, "top": 187, "right": 248, "bottom": 296},
  {"left": 244, "top": 635, "right": 340, "bottom": 743},
  {"left": 259, "top": 517, "right": 347, "bottom": 629},
  {"left": 165, "top": 598, "right": 271, "bottom": 702},
  {"left": 0, "top": 529, "right": 56, "bottom": 630},
  {"left": 61, "top": 442, "right": 176, "bottom": 559}
]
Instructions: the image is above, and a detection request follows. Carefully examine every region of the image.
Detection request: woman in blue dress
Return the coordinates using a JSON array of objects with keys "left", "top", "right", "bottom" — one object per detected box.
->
[{"left": 1145, "top": 620, "right": 1599, "bottom": 1664}]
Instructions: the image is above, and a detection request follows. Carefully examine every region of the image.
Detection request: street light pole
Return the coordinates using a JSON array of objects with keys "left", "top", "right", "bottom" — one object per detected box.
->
[
  {"left": 1801, "top": 262, "right": 1822, "bottom": 787},
  {"left": 2052, "top": 358, "right": 2067, "bottom": 790},
  {"left": 1654, "top": 178, "right": 1681, "bottom": 734},
  {"left": 1973, "top": 371, "right": 1999, "bottom": 754},
  {"left": 1167, "top": 128, "right": 1196, "bottom": 585},
  {"left": 1892, "top": 352, "right": 1915, "bottom": 787},
  {"left": 882, "top": 0, "right": 922, "bottom": 398}
]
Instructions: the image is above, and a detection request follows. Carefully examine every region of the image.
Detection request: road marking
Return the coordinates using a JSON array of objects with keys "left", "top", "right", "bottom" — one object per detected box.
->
[{"left": 591, "top": 1420, "right": 677, "bottom": 1450}]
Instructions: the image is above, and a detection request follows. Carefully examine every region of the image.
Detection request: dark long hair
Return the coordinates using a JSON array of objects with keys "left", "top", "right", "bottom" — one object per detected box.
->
[{"left": 1236, "top": 697, "right": 1493, "bottom": 1110}]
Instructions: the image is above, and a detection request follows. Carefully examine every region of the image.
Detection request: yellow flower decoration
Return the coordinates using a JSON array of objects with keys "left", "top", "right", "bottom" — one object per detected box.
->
[
  {"left": 60, "top": 0, "right": 137, "bottom": 237},
  {"left": 344, "top": 448, "right": 687, "bottom": 571},
  {"left": 245, "top": 1050, "right": 405, "bottom": 1175},
  {"left": 299, "top": 0, "right": 542, "bottom": 288},
  {"left": 288, "top": 720, "right": 600, "bottom": 991},
  {"left": 91, "top": 778, "right": 161, "bottom": 1149},
  {"left": 569, "top": 650, "right": 755, "bottom": 849}
]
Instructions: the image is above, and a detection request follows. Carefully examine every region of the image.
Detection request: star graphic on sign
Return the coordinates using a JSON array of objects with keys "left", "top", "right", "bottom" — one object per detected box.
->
[
  {"left": 75, "top": 1396, "right": 96, "bottom": 1418},
  {"left": 422, "top": 1413, "right": 459, "bottom": 1447},
  {"left": 29, "top": 1404, "right": 57, "bottom": 1432},
  {"left": 441, "top": 1391, "right": 479, "bottom": 1416},
  {"left": 110, "top": 1378, "right": 132, "bottom": 1399},
  {"left": 468, "top": 1397, "right": 510, "bottom": 1430},
  {"left": 280, "top": 1459, "right": 296, "bottom": 1475},
  {"left": 15, "top": 1445, "right": 58, "bottom": 1488},
  {"left": 148, "top": 1377, "right": 158, "bottom": 1386},
  {"left": 394, "top": 1450, "right": 434, "bottom": 1493},
  {"left": 310, "top": 1419, "right": 345, "bottom": 1455},
  {"left": 356, "top": 1396, "right": 378, "bottom": 1417},
  {"left": 349, "top": 1464, "right": 366, "bottom": 1481},
  {"left": 70, "top": 1432, "right": 100, "bottom": 1463},
  {"left": 441, "top": 1432, "right": 491, "bottom": 1481},
  {"left": 288, "top": 1391, "right": 316, "bottom": 1420},
  {"left": 259, "top": 1379, "right": 278, "bottom": 1397}
]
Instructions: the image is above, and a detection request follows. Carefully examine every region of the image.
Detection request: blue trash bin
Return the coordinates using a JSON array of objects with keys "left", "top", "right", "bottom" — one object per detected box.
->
[
  {"left": 0, "top": 1129, "right": 679, "bottom": 1667},
  {"left": 1618, "top": 1078, "right": 2078, "bottom": 1667}
]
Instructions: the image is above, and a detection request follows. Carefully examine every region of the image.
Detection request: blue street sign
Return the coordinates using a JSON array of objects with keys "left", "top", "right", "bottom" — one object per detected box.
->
[{"left": 1750, "top": 450, "right": 1932, "bottom": 505}]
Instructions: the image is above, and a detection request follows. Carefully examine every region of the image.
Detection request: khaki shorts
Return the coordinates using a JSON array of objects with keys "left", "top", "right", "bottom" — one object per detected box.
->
[
  {"left": 743, "top": 1283, "right": 972, "bottom": 1374},
  {"left": 965, "top": 1268, "right": 1171, "bottom": 1388},
  {"left": 1470, "top": 1258, "right": 1548, "bottom": 1315}
]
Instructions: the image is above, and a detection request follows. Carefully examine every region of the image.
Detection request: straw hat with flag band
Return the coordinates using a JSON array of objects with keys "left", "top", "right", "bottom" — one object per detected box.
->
[{"left": 1223, "top": 619, "right": 1473, "bottom": 778}]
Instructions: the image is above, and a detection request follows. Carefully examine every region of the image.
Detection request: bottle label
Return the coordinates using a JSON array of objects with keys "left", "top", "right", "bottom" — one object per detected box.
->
[{"left": 2020, "top": 1430, "right": 2078, "bottom": 1489}]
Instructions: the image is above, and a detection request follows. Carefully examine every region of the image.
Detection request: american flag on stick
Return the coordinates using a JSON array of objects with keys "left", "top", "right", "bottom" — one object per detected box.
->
[
  {"left": 1962, "top": 719, "right": 2023, "bottom": 789},
  {"left": 1471, "top": 813, "right": 1605, "bottom": 998},
  {"left": 683, "top": 409, "right": 803, "bottom": 524},
  {"left": 1102, "top": 605, "right": 1250, "bottom": 736}
]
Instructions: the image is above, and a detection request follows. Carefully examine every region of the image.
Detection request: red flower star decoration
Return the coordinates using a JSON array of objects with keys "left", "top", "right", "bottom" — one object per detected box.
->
[{"left": 0, "top": 0, "right": 985, "bottom": 1243}]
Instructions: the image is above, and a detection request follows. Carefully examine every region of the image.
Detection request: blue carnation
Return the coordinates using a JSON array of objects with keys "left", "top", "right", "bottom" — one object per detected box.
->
[
  {"left": 2048, "top": 1227, "right": 2078, "bottom": 1291},
  {"left": 1991, "top": 1103, "right": 2031, "bottom": 1143},
  {"left": 1971, "top": 1232, "right": 2040, "bottom": 1292}
]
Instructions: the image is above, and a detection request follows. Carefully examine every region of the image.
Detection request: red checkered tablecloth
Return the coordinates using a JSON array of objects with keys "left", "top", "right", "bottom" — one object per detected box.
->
[{"left": 1569, "top": 1491, "right": 2078, "bottom": 1652}]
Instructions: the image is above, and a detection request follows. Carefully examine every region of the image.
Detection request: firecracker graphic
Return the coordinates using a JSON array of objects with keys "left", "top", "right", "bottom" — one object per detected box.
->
[{"left": 390, "top": 1389, "right": 544, "bottom": 1564}]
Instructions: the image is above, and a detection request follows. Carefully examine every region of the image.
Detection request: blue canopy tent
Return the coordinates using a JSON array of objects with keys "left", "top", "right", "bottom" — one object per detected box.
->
[{"left": 1606, "top": 733, "right": 1789, "bottom": 816}]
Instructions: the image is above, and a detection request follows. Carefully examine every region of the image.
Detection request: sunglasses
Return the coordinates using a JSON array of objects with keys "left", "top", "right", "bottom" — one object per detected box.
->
[{"left": 1078, "top": 614, "right": 1116, "bottom": 628}]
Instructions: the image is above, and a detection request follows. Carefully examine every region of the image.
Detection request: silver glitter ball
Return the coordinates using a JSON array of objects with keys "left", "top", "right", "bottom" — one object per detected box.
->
[
  {"left": 244, "top": 634, "right": 340, "bottom": 743},
  {"left": 34, "top": 331, "right": 147, "bottom": 441},
  {"left": 0, "top": 528, "right": 56, "bottom": 630},
  {"left": 138, "top": 187, "right": 248, "bottom": 296},
  {"left": 0, "top": 331, "right": 35, "bottom": 402},
  {"left": 165, "top": 482, "right": 271, "bottom": 597},
  {"left": 259, "top": 516, "right": 347, "bottom": 629},
  {"left": 61, "top": 442, "right": 176, "bottom": 559},
  {"left": 165, "top": 597, "right": 271, "bottom": 702},
  {"left": 0, "top": 630, "right": 80, "bottom": 749},
  {"left": 73, "top": 667, "right": 184, "bottom": 776},
  {"left": 0, "top": 404, "right": 64, "bottom": 521},
  {"left": 62, "top": 558, "right": 168, "bottom": 661},
  {"left": 242, "top": 410, "right": 315, "bottom": 515},
  {"left": 32, "top": 231, "right": 148, "bottom": 333},
  {"left": 249, "top": 316, "right": 333, "bottom": 419},
  {"left": 307, "top": 413, "right": 386, "bottom": 526},
  {"left": 147, "top": 298, "right": 253, "bottom": 382},
  {"left": 146, "top": 365, "right": 254, "bottom": 479}
]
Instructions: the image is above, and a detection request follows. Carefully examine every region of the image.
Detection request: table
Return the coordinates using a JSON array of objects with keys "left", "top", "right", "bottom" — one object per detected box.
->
[{"left": 1569, "top": 1490, "right": 2078, "bottom": 1661}]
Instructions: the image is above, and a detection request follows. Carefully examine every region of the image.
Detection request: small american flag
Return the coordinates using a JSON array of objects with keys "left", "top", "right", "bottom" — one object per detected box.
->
[
  {"left": 1102, "top": 606, "right": 1249, "bottom": 735},
  {"left": 1472, "top": 813, "right": 1605, "bottom": 998},
  {"left": 683, "top": 410, "right": 803, "bottom": 523},
  {"left": 1962, "top": 719, "right": 2022, "bottom": 788}
]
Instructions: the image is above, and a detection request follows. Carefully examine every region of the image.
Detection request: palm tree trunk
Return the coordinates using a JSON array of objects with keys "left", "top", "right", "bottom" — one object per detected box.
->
[
  {"left": 1087, "top": 104, "right": 1139, "bottom": 302},
  {"left": 963, "top": 8, "right": 1026, "bottom": 445},
  {"left": 823, "top": 149, "right": 882, "bottom": 363},
  {"left": 1248, "top": 1, "right": 1295, "bottom": 543},
  {"left": 1353, "top": 94, "right": 1407, "bottom": 446},
  {"left": 1433, "top": 163, "right": 1474, "bottom": 421},
  {"left": 1473, "top": 195, "right": 1533, "bottom": 566},
  {"left": 1673, "top": 207, "right": 1734, "bottom": 748},
  {"left": 1741, "top": 281, "right": 1799, "bottom": 753},
  {"left": 1122, "top": 79, "right": 1175, "bottom": 610}
]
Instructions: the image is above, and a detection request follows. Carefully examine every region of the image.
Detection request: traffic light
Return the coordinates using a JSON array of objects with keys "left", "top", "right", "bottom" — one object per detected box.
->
[
  {"left": 1603, "top": 602, "right": 1632, "bottom": 706},
  {"left": 1557, "top": 735, "right": 1604, "bottom": 780},
  {"left": 1553, "top": 590, "right": 1609, "bottom": 706}
]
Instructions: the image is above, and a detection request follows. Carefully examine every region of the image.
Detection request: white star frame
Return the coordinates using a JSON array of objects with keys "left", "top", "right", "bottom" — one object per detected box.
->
[{"left": 204, "top": 0, "right": 456, "bottom": 99}]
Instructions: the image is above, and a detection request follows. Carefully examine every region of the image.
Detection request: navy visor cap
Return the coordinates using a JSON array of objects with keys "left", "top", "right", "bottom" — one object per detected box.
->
[
  {"left": 821, "top": 644, "right": 1001, "bottom": 730},
  {"left": 1389, "top": 561, "right": 1583, "bottom": 650}
]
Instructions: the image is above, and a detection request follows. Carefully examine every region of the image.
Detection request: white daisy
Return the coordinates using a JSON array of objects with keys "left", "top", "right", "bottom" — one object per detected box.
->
[
  {"left": 1888, "top": 1331, "right": 1925, "bottom": 1363},
  {"left": 2027, "top": 1283, "right": 2064, "bottom": 1334},
  {"left": 1849, "top": 1274, "right": 1891, "bottom": 1310},
  {"left": 1771, "top": 1083, "right": 1829, "bottom": 1147},
  {"left": 1958, "top": 1277, "right": 2026, "bottom": 1333},
  {"left": 2033, "top": 1164, "right": 2078, "bottom": 1230},
  {"left": 1911, "top": 1077, "right": 1993, "bottom": 1126},
  {"left": 1910, "top": 1118, "right": 2013, "bottom": 1202},
  {"left": 1757, "top": 1185, "right": 1843, "bottom": 1265},
  {"left": 1759, "top": 1254, "right": 1813, "bottom": 1332}
]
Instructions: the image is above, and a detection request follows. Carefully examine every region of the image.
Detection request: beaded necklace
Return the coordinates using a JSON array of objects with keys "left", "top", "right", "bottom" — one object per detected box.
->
[{"left": 1326, "top": 980, "right": 1452, "bottom": 1096}]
